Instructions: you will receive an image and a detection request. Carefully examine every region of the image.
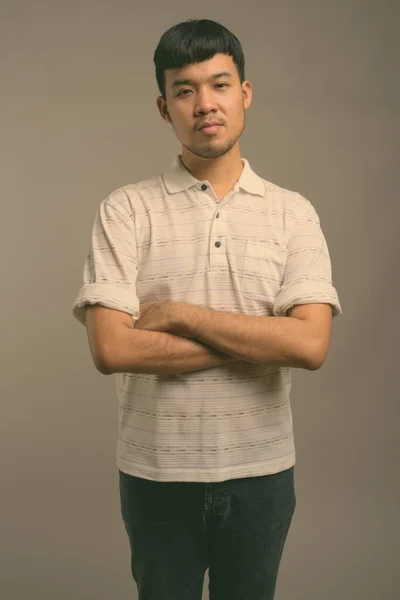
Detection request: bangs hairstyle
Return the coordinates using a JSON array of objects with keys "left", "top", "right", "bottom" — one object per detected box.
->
[{"left": 154, "top": 19, "right": 246, "bottom": 99}]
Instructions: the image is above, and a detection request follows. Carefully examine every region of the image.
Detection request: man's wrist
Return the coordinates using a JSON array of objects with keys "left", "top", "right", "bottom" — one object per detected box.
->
[
  {"left": 168, "top": 301, "right": 186, "bottom": 333},
  {"left": 168, "top": 302, "right": 237, "bottom": 363},
  {"left": 169, "top": 301, "right": 202, "bottom": 336}
]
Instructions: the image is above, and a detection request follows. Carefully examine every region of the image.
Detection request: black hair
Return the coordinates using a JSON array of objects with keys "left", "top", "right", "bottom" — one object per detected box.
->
[{"left": 153, "top": 19, "right": 246, "bottom": 100}]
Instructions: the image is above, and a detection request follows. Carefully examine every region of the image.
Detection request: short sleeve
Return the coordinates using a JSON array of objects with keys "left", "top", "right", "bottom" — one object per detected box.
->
[
  {"left": 72, "top": 188, "right": 140, "bottom": 327},
  {"left": 273, "top": 194, "right": 342, "bottom": 318}
]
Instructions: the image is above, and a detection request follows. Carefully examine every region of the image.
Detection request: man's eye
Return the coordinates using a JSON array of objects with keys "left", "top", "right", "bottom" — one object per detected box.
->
[{"left": 177, "top": 83, "right": 229, "bottom": 97}]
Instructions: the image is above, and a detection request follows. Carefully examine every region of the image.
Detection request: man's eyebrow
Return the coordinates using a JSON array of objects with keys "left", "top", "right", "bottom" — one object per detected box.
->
[{"left": 171, "top": 72, "right": 232, "bottom": 88}]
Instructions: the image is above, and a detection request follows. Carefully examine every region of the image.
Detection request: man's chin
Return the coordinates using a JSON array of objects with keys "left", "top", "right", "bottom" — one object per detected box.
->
[{"left": 185, "top": 142, "right": 237, "bottom": 160}]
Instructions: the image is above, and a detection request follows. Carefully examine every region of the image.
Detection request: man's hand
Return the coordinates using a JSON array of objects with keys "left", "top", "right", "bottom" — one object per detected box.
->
[{"left": 135, "top": 301, "right": 179, "bottom": 333}]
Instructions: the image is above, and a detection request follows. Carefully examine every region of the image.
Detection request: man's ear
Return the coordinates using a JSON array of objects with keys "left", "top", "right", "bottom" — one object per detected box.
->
[{"left": 156, "top": 96, "right": 171, "bottom": 123}]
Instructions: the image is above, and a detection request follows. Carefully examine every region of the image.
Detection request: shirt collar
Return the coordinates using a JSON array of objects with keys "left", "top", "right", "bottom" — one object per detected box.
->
[{"left": 162, "top": 154, "right": 265, "bottom": 197}]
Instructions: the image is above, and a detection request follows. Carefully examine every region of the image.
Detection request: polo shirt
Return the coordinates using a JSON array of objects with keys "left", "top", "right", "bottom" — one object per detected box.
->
[{"left": 72, "top": 154, "right": 342, "bottom": 482}]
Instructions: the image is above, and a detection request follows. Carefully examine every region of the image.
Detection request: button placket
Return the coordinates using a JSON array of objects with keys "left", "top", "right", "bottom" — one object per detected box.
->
[{"left": 214, "top": 209, "right": 221, "bottom": 248}]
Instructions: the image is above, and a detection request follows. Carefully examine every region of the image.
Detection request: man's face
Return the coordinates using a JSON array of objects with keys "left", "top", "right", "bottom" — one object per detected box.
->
[{"left": 158, "top": 53, "right": 252, "bottom": 159}]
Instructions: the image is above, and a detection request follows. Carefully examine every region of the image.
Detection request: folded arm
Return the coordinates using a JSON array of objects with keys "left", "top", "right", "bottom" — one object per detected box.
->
[
  {"left": 105, "top": 329, "right": 240, "bottom": 375},
  {"left": 87, "top": 299, "right": 332, "bottom": 376},
  {"left": 86, "top": 305, "right": 249, "bottom": 376},
  {"left": 169, "top": 302, "right": 333, "bottom": 371}
]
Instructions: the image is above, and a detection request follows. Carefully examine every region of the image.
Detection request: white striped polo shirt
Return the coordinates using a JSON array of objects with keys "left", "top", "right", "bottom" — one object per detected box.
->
[{"left": 72, "top": 154, "right": 342, "bottom": 482}]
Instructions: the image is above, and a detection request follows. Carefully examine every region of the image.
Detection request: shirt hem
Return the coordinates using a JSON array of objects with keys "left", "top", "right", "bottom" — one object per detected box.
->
[{"left": 116, "top": 453, "right": 296, "bottom": 483}]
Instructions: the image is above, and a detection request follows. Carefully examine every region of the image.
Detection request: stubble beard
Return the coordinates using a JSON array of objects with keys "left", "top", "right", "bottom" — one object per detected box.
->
[{"left": 174, "top": 112, "right": 246, "bottom": 160}]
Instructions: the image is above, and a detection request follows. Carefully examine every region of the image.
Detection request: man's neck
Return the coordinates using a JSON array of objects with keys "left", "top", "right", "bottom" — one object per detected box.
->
[{"left": 180, "top": 147, "right": 244, "bottom": 190}]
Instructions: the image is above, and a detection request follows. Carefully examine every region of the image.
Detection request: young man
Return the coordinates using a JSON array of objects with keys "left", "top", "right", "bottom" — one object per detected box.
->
[{"left": 72, "top": 18, "right": 342, "bottom": 600}]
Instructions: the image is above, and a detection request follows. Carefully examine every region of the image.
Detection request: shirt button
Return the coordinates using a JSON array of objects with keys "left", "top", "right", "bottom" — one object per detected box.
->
[
  {"left": 201, "top": 184, "right": 208, "bottom": 191},
  {"left": 216, "top": 212, "right": 220, "bottom": 218},
  {"left": 215, "top": 241, "right": 221, "bottom": 248}
]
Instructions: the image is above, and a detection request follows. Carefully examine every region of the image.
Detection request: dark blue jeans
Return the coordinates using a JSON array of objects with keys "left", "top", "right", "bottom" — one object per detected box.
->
[{"left": 119, "top": 467, "right": 296, "bottom": 600}]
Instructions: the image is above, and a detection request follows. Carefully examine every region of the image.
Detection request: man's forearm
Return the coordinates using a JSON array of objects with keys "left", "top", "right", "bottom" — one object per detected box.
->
[
  {"left": 171, "top": 303, "right": 319, "bottom": 370},
  {"left": 103, "top": 328, "right": 239, "bottom": 375}
]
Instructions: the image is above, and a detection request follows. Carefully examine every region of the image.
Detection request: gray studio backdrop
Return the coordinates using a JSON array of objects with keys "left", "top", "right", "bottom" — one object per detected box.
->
[{"left": 1, "top": 1, "right": 399, "bottom": 599}]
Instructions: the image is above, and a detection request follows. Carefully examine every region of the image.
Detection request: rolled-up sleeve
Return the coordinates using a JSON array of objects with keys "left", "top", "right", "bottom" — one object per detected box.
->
[
  {"left": 72, "top": 188, "right": 140, "bottom": 327},
  {"left": 273, "top": 194, "right": 342, "bottom": 318}
]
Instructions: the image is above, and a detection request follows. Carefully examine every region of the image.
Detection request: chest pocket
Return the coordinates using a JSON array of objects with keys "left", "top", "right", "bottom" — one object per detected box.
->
[{"left": 240, "top": 240, "right": 286, "bottom": 301}]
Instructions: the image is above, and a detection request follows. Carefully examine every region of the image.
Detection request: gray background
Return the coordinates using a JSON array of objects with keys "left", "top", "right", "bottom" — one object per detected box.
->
[{"left": 1, "top": 0, "right": 399, "bottom": 598}]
